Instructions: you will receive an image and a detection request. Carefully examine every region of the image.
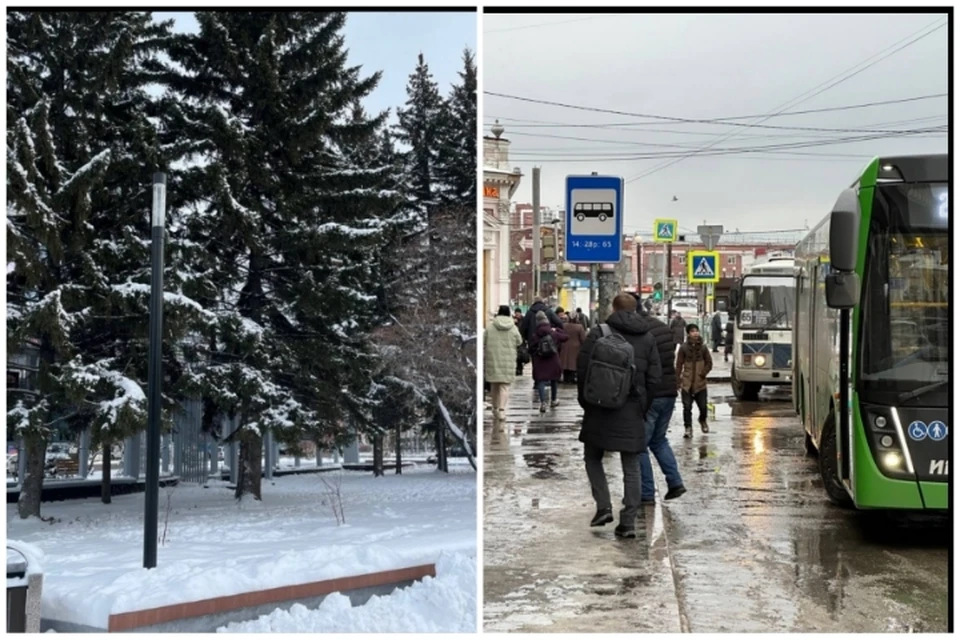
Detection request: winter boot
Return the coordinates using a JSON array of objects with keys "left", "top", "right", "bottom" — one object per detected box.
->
[
  {"left": 614, "top": 524, "right": 637, "bottom": 539},
  {"left": 664, "top": 485, "right": 687, "bottom": 500},
  {"left": 550, "top": 399, "right": 560, "bottom": 408},
  {"left": 700, "top": 419, "right": 710, "bottom": 434},
  {"left": 683, "top": 425, "right": 693, "bottom": 439},
  {"left": 539, "top": 402, "right": 547, "bottom": 414},
  {"left": 590, "top": 508, "right": 614, "bottom": 527}
]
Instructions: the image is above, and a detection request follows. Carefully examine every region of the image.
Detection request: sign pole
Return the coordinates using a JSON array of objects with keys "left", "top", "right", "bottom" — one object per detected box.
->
[
  {"left": 532, "top": 167, "right": 541, "bottom": 298},
  {"left": 666, "top": 241, "right": 673, "bottom": 318}
]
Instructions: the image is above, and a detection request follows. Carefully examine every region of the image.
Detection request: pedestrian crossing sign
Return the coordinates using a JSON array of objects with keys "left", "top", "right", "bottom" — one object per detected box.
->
[
  {"left": 687, "top": 250, "right": 720, "bottom": 283},
  {"left": 653, "top": 218, "right": 678, "bottom": 243}
]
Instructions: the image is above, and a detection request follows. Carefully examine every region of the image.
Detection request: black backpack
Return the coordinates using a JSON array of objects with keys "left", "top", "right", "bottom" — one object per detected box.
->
[
  {"left": 582, "top": 324, "right": 636, "bottom": 409},
  {"left": 536, "top": 332, "right": 558, "bottom": 357}
]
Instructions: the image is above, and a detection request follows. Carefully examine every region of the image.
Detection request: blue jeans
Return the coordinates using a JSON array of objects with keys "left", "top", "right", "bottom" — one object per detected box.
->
[
  {"left": 640, "top": 396, "right": 684, "bottom": 500},
  {"left": 536, "top": 380, "right": 558, "bottom": 403}
]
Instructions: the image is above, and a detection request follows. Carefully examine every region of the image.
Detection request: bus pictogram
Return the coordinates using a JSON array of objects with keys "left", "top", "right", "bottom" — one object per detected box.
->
[{"left": 574, "top": 202, "right": 613, "bottom": 222}]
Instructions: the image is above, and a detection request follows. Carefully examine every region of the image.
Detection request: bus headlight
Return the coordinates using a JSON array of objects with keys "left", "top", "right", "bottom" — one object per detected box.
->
[
  {"left": 882, "top": 451, "right": 903, "bottom": 470},
  {"left": 754, "top": 355, "right": 766, "bottom": 367},
  {"left": 879, "top": 435, "right": 894, "bottom": 448}
]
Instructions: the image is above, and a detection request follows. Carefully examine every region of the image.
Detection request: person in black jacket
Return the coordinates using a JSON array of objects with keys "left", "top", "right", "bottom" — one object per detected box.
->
[
  {"left": 637, "top": 306, "right": 686, "bottom": 504},
  {"left": 519, "top": 297, "right": 564, "bottom": 343},
  {"left": 576, "top": 293, "right": 662, "bottom": 539},
  {"left": 710, "top": 311, "right": 723, "bottom": 352},
  {"left": 723, "top": 318, "right": 734, "bottom": 363}
]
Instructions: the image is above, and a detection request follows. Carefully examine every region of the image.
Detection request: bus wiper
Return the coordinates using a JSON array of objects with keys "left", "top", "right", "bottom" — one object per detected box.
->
[
  {"left": 760, "top": 311, "right": 786, "bottom": 330},
  {"left": 897, "top": 380, "right": 950, "bottom": 404}
]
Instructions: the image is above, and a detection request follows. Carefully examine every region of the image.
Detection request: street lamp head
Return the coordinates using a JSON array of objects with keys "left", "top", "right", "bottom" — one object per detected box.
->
[{"left": 151, "top": 173, "right": 167, "bottom": 228}]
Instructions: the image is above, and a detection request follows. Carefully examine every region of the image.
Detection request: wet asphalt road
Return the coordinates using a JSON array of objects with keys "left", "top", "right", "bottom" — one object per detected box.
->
[{"left": 483, "top": 371, "right": 949, "bottom": 633}]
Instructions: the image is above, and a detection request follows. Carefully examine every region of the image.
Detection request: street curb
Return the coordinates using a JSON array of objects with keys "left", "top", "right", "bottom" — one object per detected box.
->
[{"left": 652, "top": 489, "right": 689, "bottom": 633}]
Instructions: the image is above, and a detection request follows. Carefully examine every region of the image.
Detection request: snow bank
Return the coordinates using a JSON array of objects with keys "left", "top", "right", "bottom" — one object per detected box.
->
[{"left": 217, "top": 551, "right": 476, "bottom": 633}]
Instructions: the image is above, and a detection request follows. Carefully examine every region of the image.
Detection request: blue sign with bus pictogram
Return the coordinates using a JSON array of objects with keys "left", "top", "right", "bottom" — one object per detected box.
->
[{"left": 565, "top": 175, "right": 623, "bottom": 264}]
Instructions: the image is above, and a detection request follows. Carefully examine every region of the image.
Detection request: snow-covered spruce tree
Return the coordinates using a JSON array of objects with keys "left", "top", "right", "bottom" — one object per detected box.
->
[
  {"left": 435, "top": 48, "right": 477, "bottom": 210},
  {"left": 7, "top": 11, "right": 179, "bottom": 514},
  {"left": 161, "top": 12, "right": 403, "bottom": 500},
  {"left": 394, "top": 53, "right": 445, "bottom": 228}
]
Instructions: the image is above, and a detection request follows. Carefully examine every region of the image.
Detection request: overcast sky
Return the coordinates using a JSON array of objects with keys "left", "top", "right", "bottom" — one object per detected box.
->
[
  {"left": 483, "top": 12, "right": 948, "bottom": 237},
  {"left": 155, "top": 11, "right": 476, "bottom": 125}
]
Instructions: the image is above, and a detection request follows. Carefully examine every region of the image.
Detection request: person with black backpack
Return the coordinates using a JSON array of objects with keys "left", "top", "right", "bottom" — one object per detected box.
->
[
  {"left": 575, "top": 293, "right": 662, "bottom": 539},
  {"left": 529, "top": 311, "right": 569, "bottom": 413}
]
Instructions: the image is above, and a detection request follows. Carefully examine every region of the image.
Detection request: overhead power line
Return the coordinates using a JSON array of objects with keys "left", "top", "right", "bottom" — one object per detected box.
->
[
  {"left": 501, "top": 127, "right": 946, "bottom": 163},
  {"left": 483, "top": 16, "right": 609, "bottom": 34},
  {"left": 483, "top": 92, "right": 947, "bottom": 128},
  {"left": 625, "top": 17, "right": 948, "bottom": 183},
  {"left": 491, "top": 119, "right": 947, "bottom": 149}
]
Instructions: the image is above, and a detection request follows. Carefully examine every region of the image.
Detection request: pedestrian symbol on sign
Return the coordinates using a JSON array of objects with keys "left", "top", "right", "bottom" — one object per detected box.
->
[
  {"left": 927, "top": 420, "right": 947, "bottom": 441},
  {"left": 694, "top": 257, "right": 715, "bottom": 278},
  {"left": 658, "top": 223, "right": 673, "bottom": 238},
  {"left": 908, "top": 421, "right": 927, "bottom": 441}
]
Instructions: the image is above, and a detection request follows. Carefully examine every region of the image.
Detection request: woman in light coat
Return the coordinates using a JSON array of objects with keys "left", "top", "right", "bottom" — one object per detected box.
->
[{"left": 485, "top": 305, "right": 523, "bottom": 421}]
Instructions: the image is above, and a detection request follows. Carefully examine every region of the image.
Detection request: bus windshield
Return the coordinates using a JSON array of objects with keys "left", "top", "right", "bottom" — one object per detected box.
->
[
  {"left": 737, "top": 276, "right": 795, "bottom": 329},
  {"left": 860, "top": 182, "right": 948, "bottom": 391}
]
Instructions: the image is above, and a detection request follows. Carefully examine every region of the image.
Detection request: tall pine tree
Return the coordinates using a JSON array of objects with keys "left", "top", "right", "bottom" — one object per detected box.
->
[
  {"left": 394, "top": 53, "right": 445, "bottom": 226},
  {"left": 436, "top": 48, "right": 477, "bottom": 210},
  {"left": 161, "top": 12, "right": 404, "bottom": 500},
  {"left": 7, "top": 11, "right": 178, "bottom": 515}
]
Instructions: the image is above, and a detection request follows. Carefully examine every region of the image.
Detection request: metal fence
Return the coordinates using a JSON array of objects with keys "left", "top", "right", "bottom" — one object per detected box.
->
[{"left": 173, "top": 399, "right": 209, "bottom": 484}]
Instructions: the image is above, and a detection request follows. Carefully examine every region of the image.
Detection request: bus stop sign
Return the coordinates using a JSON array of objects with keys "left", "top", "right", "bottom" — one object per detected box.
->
[{"left": 565, "top": 175, "right": 623, "bottom": 264}]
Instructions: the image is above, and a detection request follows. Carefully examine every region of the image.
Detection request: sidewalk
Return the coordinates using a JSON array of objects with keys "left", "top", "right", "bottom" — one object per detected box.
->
[{"left": 483, "top": 374, "right": 684, "bottom": 633}]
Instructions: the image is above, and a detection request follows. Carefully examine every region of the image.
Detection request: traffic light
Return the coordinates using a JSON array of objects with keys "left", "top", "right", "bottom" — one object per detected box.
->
[
  {"left": 653, "top": 282, "right": 663, "bottom": 301},
  {"left": 541, "top": 230, "right": 556, "bottom": 261}
]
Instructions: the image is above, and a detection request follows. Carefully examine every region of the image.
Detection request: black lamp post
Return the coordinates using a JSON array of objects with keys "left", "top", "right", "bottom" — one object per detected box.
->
[{"left": 143, "top": 173, "right": 166, "bottom": 569}]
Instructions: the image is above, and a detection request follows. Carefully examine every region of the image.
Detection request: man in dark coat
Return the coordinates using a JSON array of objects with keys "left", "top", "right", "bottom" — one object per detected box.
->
[
  {"left": 520, "top": 297, "right": 564, "bottom": 343},
  {"left": 576, "top": 293, "right": 662, "bottom": 539},
  {"left": 723, "top": 318, "right": 734, "bottom": 363},
  {"left": 676, "top": 324, "right": 713, "bottom": 438},
  {"left": 670, "top": 311, "right": 686, "bottom": 349},
  {"left": 637, "top": 306, "right": 686, "bottom": 504},
  {"left": 514, "top": 308, "right": 527, "bottom": 376},
  {"left": 710, "top": 311, "right": 723, "bottom": 352}
]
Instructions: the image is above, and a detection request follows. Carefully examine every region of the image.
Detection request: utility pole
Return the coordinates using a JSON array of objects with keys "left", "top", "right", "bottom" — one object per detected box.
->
[
  {"left": 666, "top": 241, "right": 673, "bottom": 318},
  {"left": 532, "top": 167, "right": 541, "bottom": 299},
  {"left": 144, "top": 173, "right": 166, "bottom": 569}
]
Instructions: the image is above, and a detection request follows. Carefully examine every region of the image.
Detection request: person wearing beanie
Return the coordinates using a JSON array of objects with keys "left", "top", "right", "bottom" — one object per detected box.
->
[
  {"left": 520, "top": 299, "right": 566, "bottom": 391},
  {"left": 676, "top": 323, "right": 713, "bottom": 438},
  {"left": 529, "top": 309, "right": 568, "bottom": 413},
  {"left": 485, "top": 304, "right": 523, "bottom": 421}
]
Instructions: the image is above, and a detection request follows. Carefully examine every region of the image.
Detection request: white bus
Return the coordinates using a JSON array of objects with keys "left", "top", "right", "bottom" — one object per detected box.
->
[{"left": 728, "top": 256, "right": 796, "bottom": 400}]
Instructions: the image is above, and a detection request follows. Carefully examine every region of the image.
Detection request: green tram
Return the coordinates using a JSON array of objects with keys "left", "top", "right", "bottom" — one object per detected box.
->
[{"left": 794, "top": 155, "right": 948, "bottom": 510}]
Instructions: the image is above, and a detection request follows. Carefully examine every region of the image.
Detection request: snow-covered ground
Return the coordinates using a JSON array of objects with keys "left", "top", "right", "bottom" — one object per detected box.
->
[
  {"left": 7, "top": 465, "right": 476, "bottom": 632},
  {"left": 218, "top": 551, "right": 475, "bottom": 633}
]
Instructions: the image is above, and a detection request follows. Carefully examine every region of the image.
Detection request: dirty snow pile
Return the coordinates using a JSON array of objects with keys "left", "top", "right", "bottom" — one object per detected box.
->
[{"left": 218, "top": 551, "right": 476, "bottom": 633}]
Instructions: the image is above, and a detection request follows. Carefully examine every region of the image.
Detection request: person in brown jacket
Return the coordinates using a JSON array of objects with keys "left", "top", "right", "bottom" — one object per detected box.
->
[
  {"left": 676, "top": 324, "right": 713, "bottom": 438},
  {"left": 560, "top": 312, "right": 587, "bottom": 383}
]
